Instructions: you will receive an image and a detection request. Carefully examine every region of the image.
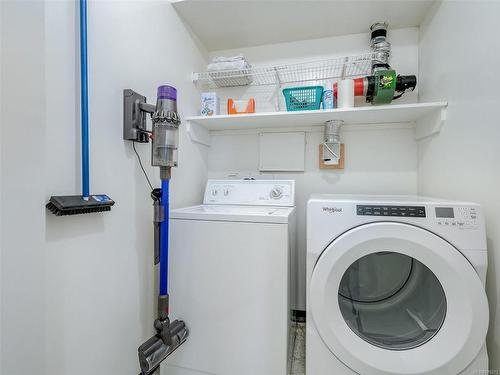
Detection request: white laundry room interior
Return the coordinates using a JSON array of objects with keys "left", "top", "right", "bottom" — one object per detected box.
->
[{"left": 1, "top": 1, "right": 499, "bottom": 375}]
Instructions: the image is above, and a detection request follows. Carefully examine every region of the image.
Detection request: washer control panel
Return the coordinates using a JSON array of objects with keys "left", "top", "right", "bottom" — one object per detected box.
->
[
  {"left": 435, "top": 206, "right": 479, "bottom": 229},
  {"left": 204, "top": 180, "right": 295, "bottom": 207},
  {"left": 357, "top": 205, "right": 426, "bottom": 217}
]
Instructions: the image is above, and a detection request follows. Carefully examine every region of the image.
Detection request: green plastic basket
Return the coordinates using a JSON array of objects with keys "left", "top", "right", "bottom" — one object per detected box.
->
[{"left": 283, "top": 86, "right": 324, "bottom": 111}]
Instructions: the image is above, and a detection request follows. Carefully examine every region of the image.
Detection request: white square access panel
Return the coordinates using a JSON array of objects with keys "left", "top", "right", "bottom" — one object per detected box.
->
[{"left": 259, "top": 132, "right": 305, "bottom": 172}]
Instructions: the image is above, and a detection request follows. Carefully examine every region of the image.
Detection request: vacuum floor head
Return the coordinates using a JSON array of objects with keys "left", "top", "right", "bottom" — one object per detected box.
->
[
  {"left": 138, "top": 320, "right": 188, "bottom": 375},
  {"left": 46, "top": 194, "right": 114, "bottom": 216}
]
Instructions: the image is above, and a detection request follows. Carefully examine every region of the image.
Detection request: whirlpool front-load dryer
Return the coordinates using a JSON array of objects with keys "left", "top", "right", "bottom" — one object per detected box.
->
[
  {"left": 163, "top": 180, "right": 296, "bottom": 375},
  {"left": 307, "top": 195, "right": 489, "bottom": 375}
]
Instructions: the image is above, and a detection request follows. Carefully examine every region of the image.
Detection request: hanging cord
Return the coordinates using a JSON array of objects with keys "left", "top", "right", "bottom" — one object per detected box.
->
[{"left": 132, "top": 141, "right": 154, "bottom": 191}]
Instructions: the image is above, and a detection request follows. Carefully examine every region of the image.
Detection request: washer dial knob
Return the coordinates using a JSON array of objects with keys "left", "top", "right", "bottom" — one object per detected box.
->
[{"left": 270, "top": 187, "right": 283, "bottom": 200}]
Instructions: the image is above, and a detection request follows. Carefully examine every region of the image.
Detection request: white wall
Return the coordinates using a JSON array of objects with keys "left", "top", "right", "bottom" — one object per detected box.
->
[
  {"left": 1, "top": 1, "right": 208, "bottom": 374},
  {"left": 417, "top": 1, "right": 500, "bottom": 371},
  {"left": 1, "top": 2, "right": 47, "bottom": 373},
  {"left": 0, "top": 0, "right": 3, "bottom": 368},
  {"left": 207, "top": 28, "right": 420, "bottom": 310}
]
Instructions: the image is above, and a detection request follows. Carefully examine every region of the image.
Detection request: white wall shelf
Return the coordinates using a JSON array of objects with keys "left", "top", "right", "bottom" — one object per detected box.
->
[{"left": 185, "top": 102, "right": 447, "bottom": 146}]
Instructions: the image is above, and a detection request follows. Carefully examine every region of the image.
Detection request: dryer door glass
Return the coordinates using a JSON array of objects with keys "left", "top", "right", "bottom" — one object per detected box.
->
[{"left": 338, "top": 252, "right": 446, "bottom": 350}]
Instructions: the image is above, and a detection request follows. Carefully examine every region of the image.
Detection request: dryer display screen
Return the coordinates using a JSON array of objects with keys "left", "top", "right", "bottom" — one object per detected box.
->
[
  {"left": 435, "top": 207, "right": 454, "bottom": 218},
  {"left": 357, "top": 205, "right": 426, "bottom": 217}
]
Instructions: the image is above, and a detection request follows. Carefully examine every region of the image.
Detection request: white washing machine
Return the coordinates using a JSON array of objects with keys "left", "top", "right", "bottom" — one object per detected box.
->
[
  {"left": 163, "top": 180, "right": 296, "bottom": 375},
  {"left": 307, "top": 195, "right": 489, "bottom": 375}
]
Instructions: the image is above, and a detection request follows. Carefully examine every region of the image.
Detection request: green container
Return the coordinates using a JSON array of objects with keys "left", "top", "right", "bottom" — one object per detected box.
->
[
  {"left": 372, "top": 70, "right": 397, "bottom": 105},
  {"left": 283, "top": 86, "right": 324, "bottom": 111}
]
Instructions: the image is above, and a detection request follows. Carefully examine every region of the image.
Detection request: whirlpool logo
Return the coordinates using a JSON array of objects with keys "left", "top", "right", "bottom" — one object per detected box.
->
[{"left": 322, "top": 207, "right": 343, "bottom": 214}]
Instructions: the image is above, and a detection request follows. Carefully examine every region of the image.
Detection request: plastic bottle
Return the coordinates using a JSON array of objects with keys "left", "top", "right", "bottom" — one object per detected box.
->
[
  {"left": 322, "top": 80, "right": 334, "bottom": 109},
  {"left": 338, "top": 79, "right": 354, "bottom": 108}
]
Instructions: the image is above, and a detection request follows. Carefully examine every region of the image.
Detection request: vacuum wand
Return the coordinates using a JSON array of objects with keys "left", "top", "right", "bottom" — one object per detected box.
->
[{"left": 136, "top": 85, "right": 188, "bottom": 375}]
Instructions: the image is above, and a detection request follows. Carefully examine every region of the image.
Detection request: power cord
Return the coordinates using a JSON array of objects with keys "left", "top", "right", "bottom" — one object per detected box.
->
[{"left": 132, "top": 141, "right": 154, "bottom": 191}]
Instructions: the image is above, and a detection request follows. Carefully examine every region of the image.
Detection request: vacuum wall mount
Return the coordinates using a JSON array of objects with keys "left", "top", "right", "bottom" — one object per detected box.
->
[{"left": 123, "top": 89, "right": 157, "bottom": 143}]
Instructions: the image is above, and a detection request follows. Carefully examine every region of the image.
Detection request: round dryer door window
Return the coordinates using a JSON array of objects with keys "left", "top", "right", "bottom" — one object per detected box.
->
[
  {"left": 309, "top": 222, "right": 489, "bottom": 375},
  {"left": 338, "top": 252, "right": 446, "bottom": 350}
]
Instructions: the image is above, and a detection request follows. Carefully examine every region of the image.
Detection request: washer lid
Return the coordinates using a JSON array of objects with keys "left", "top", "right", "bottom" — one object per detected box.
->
[
  {"left": 310, "top": 222, "right": 488, "bottom": 375},
  {"left": 170, "top": 205, "right": 295, "bottom": 224}
]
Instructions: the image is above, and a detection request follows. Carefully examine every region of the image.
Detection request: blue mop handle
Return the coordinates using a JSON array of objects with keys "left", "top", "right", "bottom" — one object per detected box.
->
[
  {"left": 79, "top": 0, "right": 90, "bottom": 198},
  {"left": 160, "top": 178, "right": 170, "bottom": 296}
]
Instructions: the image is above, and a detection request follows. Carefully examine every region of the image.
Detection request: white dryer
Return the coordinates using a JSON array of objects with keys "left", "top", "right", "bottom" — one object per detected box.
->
[
  {"left": 163, "top": 180, "right": 296, "bottom": 375},
  {"left": 307, "top": 195, "right": 489, "bottom": 375}
]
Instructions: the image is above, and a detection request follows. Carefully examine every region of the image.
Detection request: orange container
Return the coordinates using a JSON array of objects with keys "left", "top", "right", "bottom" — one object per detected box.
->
[{"left": 227, "top": 98, "right": 255, "bottom": 115}]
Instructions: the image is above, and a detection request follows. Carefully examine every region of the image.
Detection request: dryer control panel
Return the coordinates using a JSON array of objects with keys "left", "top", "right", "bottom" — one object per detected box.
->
[
  {"left": 357, "top": 205, "right": 426, "bottom": 217},
  {"left": 435, "top": 206, "right": 479, "bottom": 229},
  {"left": 355, "top": 203, "right": 479, "bottom": 230}
]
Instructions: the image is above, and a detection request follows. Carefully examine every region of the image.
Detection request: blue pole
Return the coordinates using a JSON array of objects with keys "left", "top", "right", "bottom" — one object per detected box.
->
[
  {"left": 80, "top": 0, "right": 90, "bottom": 198},
  {"left": 159, "top": 179, "right": 170, "bottom": 295}
]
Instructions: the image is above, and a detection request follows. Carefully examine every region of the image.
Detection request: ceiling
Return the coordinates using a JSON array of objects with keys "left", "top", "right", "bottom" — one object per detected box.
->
[{"left": 172, "top": 0, "right": 435, "bottom": 52}]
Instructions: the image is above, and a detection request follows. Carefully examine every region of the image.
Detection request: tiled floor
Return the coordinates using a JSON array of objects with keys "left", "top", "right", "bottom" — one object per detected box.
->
[{"left": 290, "top": 322, "right": 305, "bottom": 375}]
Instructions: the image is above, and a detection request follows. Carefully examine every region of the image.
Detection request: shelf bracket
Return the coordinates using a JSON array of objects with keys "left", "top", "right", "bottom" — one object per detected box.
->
[
  {"left": 186, "top": 120, "right": 211, "bottom": 147},
  {"left": 415, "top": 104, "right": 448, "bottom": 140}
]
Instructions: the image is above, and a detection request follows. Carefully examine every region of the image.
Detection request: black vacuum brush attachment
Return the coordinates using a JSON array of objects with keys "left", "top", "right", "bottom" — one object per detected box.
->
[{"left": 46, "top": 195, "right": 114, "bottom": 216}]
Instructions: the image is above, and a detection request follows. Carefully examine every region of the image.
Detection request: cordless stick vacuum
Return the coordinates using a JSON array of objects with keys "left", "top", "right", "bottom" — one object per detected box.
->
[{"left": 123, "top": 86, "right": 188, "bottom": 375}]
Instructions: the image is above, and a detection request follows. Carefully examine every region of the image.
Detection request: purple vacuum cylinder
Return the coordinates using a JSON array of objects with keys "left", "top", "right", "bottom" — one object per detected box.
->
[
  {"left": 152, "top": 85, "right": 180, "bottom": 169},
  {"left": 157, "top": 85, "right": 177, "bottom": 100},
  {"left": 156, "top": 85, "right": 177, "bottom": 113}
]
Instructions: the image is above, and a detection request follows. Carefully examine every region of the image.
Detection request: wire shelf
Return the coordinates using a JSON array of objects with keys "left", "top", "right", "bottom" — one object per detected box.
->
[{"left": 193, "top": 53, "right": 374, "bottom": 90}]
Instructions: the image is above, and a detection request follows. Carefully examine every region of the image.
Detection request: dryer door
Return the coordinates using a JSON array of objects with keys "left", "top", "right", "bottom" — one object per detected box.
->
[{"left": 310, "top": 222, "right": 488, "bottom": 375}]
